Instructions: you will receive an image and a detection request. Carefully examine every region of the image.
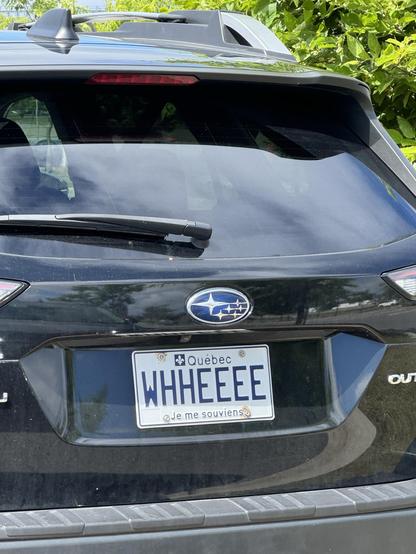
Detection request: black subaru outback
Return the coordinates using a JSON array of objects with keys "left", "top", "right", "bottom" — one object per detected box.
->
[{"left": 0, "top": 7, "right": 414, "bottom": 552}]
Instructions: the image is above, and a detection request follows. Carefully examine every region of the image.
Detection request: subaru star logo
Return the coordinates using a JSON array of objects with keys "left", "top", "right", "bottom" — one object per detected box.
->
[{"left": 186, "top": 288, "right": 252, "bottom": 325}]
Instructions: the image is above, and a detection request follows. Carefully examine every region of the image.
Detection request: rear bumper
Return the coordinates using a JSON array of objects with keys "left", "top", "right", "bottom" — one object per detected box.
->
[
  {"left": 1, "top": 510, "right": 415, "bottom": 553},
  {"left": 1, "top": 479, "right": 416, "bottom": 553}
]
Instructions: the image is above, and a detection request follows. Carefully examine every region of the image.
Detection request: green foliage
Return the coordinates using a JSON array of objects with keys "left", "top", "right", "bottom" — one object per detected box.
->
[
  {"left": 3, "top": 0, "right": 84, "bottom": 19},
  {"left": 0, "top": 14, "right": 19, "bottom": 27},
  {"left": 255, "top": 0, "right": 416, "bottom": 164},
  {"left": 106, "top": 0, "right": 416, "bottom": 164}
]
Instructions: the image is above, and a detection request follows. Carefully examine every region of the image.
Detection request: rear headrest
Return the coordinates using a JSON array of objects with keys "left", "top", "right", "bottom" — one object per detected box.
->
[
  {"left": 0, "top": 118, "right": 41, "bottom": 200},
  {"left": 0, "top": 118, "right": 32, "bottom": 146}
]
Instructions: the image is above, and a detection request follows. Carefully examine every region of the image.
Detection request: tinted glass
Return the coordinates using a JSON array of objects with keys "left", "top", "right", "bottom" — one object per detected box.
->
[{"left": 0, "top": 82, "right": 414, "bottom": 257}]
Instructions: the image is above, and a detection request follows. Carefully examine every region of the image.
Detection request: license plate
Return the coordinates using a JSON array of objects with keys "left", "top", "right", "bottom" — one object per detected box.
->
[{"left": 132, "top": 345, "right": 274, "bottom": 429}]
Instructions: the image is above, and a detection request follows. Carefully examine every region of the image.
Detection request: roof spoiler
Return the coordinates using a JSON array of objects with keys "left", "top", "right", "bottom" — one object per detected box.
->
[{"left": 19, "top": 8, "right": 295, "bottom": 61}]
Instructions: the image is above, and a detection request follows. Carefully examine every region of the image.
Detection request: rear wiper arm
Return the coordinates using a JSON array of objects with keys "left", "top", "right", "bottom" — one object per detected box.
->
[{"left": 0, "top": 214, "right": 212, "bottom": 241}]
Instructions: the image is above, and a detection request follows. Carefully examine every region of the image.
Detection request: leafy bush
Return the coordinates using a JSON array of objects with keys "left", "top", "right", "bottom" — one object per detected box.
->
[
  {"left": 107, "top": 0, "right": 416, "bottom": 163},
  {"left": 3, "top": 0, "right": 84, "bottom": 19},
  {"left": 257, "top": 0, "right": 416, "bottom": 163}
]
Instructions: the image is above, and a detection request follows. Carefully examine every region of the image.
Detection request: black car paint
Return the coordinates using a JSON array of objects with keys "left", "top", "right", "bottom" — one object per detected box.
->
[
  {"left": 0, "top": 229, "right": 408, "bottom": 508},
  {"left": 0, "top": 26, "right": 413, "bottom": 513}
]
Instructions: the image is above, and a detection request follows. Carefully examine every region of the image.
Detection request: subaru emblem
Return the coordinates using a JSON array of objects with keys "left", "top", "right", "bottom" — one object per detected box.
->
[{"left": 186, "top": 288, "right": 252, "bottom": 325}]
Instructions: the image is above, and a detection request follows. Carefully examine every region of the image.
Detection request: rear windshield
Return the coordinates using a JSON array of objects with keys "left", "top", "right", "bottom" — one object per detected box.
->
[{"left": 0, "top": 81, "right": 415, "bottom": 257}]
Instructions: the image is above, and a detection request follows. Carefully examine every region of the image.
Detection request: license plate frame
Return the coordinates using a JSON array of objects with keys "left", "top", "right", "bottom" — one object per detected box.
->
[{"left": 132, "top": 345, "right": 274, "bottom": 429}]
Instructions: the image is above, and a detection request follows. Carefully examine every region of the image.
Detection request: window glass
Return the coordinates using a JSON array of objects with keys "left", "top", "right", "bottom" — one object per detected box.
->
[
  {"left": 4, "top": 96, "right": 74, "bottom": 198},
  {"left": 0, "top": 84, "right": 414, "bottom": 258}
]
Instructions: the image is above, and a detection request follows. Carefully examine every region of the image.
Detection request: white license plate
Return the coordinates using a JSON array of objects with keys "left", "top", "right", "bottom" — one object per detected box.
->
[{"left": 132, "top": 345, "right": 274, "bottom": 429}]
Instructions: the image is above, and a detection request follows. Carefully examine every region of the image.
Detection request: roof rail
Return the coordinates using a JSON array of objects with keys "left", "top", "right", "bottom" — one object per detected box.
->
[
  {"left": 72, "top": 11, "right": 187, "bottom": 24},
  {"left": 21, "top": 8, "right": 295, "bottom": 61}
]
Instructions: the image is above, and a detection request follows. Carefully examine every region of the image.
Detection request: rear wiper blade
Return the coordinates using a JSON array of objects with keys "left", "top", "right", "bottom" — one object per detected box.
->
[{"left": 0, "top": 214, "right": 212, "bottom": 241}]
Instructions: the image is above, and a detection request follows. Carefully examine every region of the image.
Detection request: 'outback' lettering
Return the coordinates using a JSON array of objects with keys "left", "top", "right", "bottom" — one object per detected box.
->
[{"left": 388, "top": 372, "right": 416, "bottom": 385}]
